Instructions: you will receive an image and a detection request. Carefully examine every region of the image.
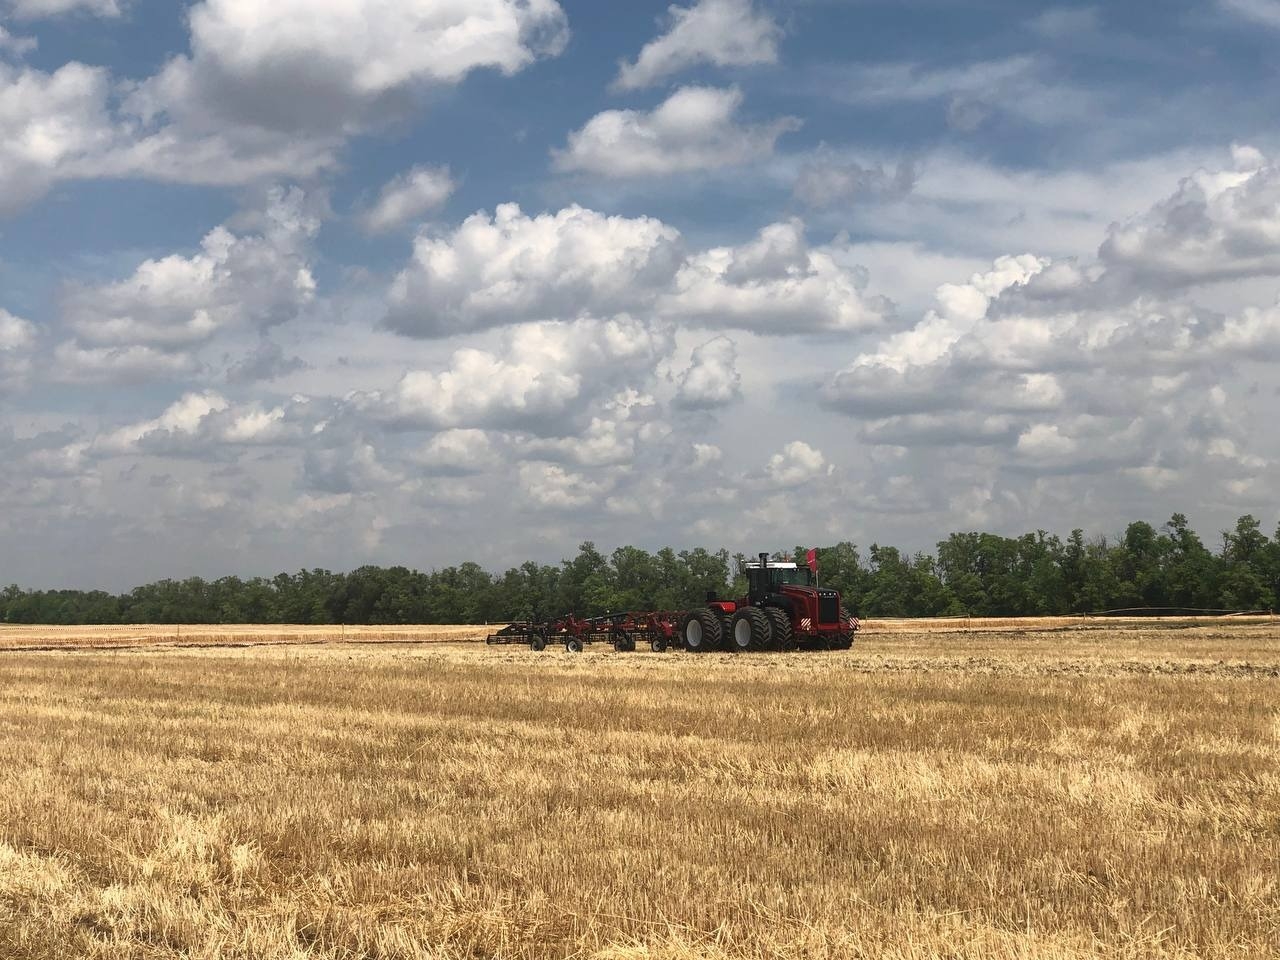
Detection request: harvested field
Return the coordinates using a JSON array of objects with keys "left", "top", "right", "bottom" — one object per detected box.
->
[
  {"left": 0, "top": 623, "right": 489, "bottom": 652},
  {"left": 865, "top": 614, "right": 1278, "bottom": 632},
  {"left": 1, "top": 622, "right": 1277, "bottom": 958}
]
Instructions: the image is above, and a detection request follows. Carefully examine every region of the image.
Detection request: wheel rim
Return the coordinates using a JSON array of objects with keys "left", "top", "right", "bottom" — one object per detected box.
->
[
  {"left": 734, "top": 618, "right": 751, "bottom": 649},
  {"left": 687, "top": 620, "right": 703, "bottom": 647}
]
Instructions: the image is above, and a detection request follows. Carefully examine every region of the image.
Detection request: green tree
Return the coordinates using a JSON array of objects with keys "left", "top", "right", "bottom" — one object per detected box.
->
[
  {"left": 935, "top": 532, "right": 988, "bottom": 614},
  {"left": 1161, "top": 514, "right": 1218, "bottom": 609},
  {"left": 1219, "top": 515, "right": 1272, "bottom": 609}
]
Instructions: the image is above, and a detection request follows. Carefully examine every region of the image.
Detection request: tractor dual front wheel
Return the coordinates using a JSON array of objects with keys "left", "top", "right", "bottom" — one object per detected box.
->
[
  {"left": 827, "top": 630, "right": 854, "bottom": 650},
  {"left": 763, "top": 607, "right": 793, "bottom": 650}
]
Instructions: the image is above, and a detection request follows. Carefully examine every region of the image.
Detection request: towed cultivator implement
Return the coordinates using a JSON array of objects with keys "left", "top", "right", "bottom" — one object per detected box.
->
[
  {"left": 486, "top": 553, "right": 859, "bottom": 653},
  {"left": 486, "top": 611, "right": 684, "bottom": 653}
]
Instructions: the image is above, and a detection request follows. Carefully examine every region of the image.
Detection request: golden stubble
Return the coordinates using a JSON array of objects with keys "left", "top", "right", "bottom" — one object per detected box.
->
[
  {"left": 0, "top": 624, "right": 491, "bottom": 652},
  {"left": 0, "top": 623, "right": 1277, "bottom": 959}
]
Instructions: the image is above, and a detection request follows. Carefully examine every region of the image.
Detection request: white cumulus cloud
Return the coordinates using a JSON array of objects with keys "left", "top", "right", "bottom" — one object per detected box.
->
[
  {"left": 519, "top": 461, "right": 606, "bottom": 510},
  {"left": 1, "top": 1, "right": 570, "bottom": 207},
  {"left": 662, "top": 219, "right": 892, "bottom": 333},
  {"left": 0, "top": 62, "right": 121, "bottom": 214},
  {"left": 794, "top": 156, "right": 917, "bottom": 208},
  {"left": 691, "top": 442, "right": 722, "bottom": 467},
  {"left": 614, "top": 0, "right": 781, "bottom": 91},
  {"left": 517, "top": 389, "right": 661, "bottom": 467},
  {"left": 360, "top": 165, "right": 455, "bottom": 233},
  {"left": 56, "top": 187, "right": 318, "bottom": 380},
  {"left": 97, "top": 391, "right": 230, "bottom": 455},
  {"left": 50, "top": 343, "right": 200, "bottom": 384},
  {"left": 554, "top": 85, "right": 798, "bottom": 178},
  {"left": 0, "top": 309, "right": 35, "bottom": 351},
  {"left": 357, "top": 316, "right": 672, "bottom": 433},
  {"left": 1099, "top": 149, "right": 1280, "bottom": 286},
  {"left": 820, "top": 150, "right": 1280, "bottom": 501},
  {"left": 0, "top": 308, "right": 37, "bottom": 390},
  {"left": 133, "top": 0, "right": 569, "bottom": 135},
  {"left": 415, "top": 429, "right": 500, "bottom": 475},
  {"left": 386, "top": 203, "right": 683, "bottom": 337},
  {"left": 675, "top": 336, "right": 741, "bottom": 409},
  {"left": 0, "top": 27, "right": 37, "bottom": 55},
  {"left": 764, "top": 441, "right": 830, "bottom": 487}
]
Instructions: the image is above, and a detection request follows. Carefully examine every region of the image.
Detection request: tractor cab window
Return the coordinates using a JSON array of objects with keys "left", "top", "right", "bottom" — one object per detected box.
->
[
  {"left": 772, "top": 567, "right": 814, "bottom": 587},
  {"left": 746, "top": 564, "right": 814, "bottom": 599}
]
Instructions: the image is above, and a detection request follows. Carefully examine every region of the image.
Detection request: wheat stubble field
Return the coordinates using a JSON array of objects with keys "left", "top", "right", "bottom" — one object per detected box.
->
[{"left": 1, "top": 622, "right": 1277, "bottom": 959}]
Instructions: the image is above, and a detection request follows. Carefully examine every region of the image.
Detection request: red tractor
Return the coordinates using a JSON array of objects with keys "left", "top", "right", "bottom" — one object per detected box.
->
[{"left": 681, "top": 552, "right": 857, "bottom": 652}]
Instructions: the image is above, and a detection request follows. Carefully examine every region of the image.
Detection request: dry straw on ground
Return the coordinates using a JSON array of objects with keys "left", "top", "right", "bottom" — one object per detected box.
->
[
  {"left": 1, "top": 620, "right": 1277, "bottom": 958},
  {"left": 0, "top": 623, "right": 489, "bottom": 652}
]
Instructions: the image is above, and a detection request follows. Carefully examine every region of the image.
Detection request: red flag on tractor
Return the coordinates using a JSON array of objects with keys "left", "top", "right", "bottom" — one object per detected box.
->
[{"left": 806, "top": 548, "right": 818, "bottom": 576}]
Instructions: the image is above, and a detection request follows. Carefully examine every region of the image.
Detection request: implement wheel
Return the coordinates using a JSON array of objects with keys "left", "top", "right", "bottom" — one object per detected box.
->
[
  {"left": 565, "top": 638, "right": 584, "bottom": 653},
  {"left": 764, "top": 607, "right": 794, "bottom": 650},
  {"left": 682, "top": 608, "right": 722, "bottom": 652},
  {"left": 729, "top": 607, "right": 771, "bottom": 652},
  {"left": 651, "top": 637, "right": 668, "bottom": 653},
  {"left": 530, "top": 634, "right": 546, "bottom": 652}
]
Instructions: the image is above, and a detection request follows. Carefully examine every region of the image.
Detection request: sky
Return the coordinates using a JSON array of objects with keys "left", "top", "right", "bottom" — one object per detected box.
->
[{"left": 1, "top": 0, "right": 1279, "bottom": 590}]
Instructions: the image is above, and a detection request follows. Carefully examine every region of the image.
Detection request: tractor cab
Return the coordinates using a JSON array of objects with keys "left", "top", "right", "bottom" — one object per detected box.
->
[
  {"left": 741, "top": 552, "right": 845, "bottom": 639},
  {"left": 743, "top": 554, "right": 813, "bottom": 602}
]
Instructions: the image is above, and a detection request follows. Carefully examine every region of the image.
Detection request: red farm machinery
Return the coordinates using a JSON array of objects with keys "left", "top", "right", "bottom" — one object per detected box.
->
[{"left": 486, "top": 552, "right": 858, "bottom": 653}]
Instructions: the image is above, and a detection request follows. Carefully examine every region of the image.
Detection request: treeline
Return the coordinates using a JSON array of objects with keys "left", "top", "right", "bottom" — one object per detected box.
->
[
  {"left": 2, "top": 514, "right": 1278, "bottom": 624},
  {"left": 820, "top": 514, "right": 1280, "bottom": 617},
  {"left": 0, "top": 546, "right": 733, "bottom": 625}
]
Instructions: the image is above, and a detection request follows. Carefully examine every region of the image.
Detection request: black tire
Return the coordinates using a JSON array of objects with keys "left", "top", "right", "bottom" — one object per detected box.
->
[
  {"left": 764, "top": 607, "right": 794, "bottom": 650},
  {"left": 829, "top": 613, "right": 857, "bottom": 650},
  {"left": 613, "top": 632, "right": 631, "bottom": 652},
  {"left": 651, "top": 637, "right": 668, "bottom": 653},
  {"left": 682, "top": 608, "right": 722, "bottom": 652},
  {"left": 566, "top": 638, "right": 584, "bottom": 653},
  {"left": 729, "top": 606, "right": 771, "bottom": 652},
  {"left": 530, "top": 635, "right": 546, "bottom": 652}
]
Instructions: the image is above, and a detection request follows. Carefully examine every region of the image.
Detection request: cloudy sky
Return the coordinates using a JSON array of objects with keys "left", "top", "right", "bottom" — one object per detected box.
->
[{"left": 1, "top": 0, "right": 1278, "bottom": 589}]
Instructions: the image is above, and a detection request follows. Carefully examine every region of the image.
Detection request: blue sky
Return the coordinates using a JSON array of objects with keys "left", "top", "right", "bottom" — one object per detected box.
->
[{"left": 1, "top": 0, "right": 1279, "bottom": 589}]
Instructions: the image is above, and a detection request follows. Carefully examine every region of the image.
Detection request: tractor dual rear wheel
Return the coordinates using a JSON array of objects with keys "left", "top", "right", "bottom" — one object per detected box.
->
[
  {"left": 682, "top": 608, "right": 722, "bottom": 652},
  {"left": 730, "top": 606, "right": 771, "bottom": 652}
]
